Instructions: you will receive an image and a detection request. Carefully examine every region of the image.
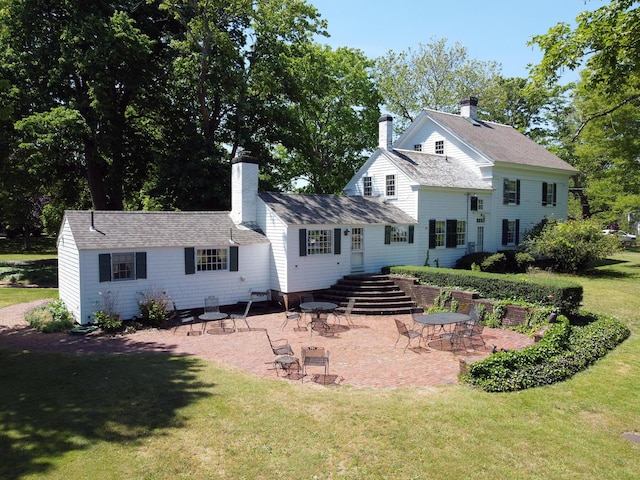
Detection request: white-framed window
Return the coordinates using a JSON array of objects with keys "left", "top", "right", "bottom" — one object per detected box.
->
[
  {"left": 389, "top": 226, "right": 408, "bottom": 243},
  {"left": 506, "top": 220, "right": 516, "bottom": 244},
  {"left": 542, "top": 182, "right": 557, "bottom": 206},
  {"left": 363, "top": 176, "right": 372, "bottom": 196},
  {"left": 456, "top": 221, "right": 466, "bottom": 246},
  {"left": 112, "top": 252, "right": 134, "bottom": 280},
  {"left": 435, "top": 220, "right": 446, "bottom": 247},
  {"left": 386, "top": 174, "right": 396, "bottom": 197},
  {"left": 503, "top": 178, "right": 520, "bottom": 205},
  {"left": 435, "top": 140, "right": 444, "bottom": 155},
  {"left": 197, "top": 248, "right": 228, "bottom": 271},
  {"left": 413, "top": 143, "right": 422, "bottom": 152},
  {"left": 307, "top": 229, "right": 333, "bottom": 255}
]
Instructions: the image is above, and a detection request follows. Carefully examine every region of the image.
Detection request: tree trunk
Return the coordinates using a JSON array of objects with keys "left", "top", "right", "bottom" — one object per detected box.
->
[{"left": 84, "top": 137, "right": 109, "bottom": 210}]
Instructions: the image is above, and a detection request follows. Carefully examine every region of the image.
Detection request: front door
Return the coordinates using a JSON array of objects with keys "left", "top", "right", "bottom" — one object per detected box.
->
[{"left": 350, "top": 227, "right": 364, "bottom": 273}]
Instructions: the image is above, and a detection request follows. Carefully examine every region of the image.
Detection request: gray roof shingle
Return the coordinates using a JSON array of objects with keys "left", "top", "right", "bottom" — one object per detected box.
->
[
  {"left": 63, "top": 210, "right": 269, "bottom": 250},
  {"left": 426, "top": 110, "right": 578, "bottom": 172},
  {"left": 259, "top": 193, "right": 416, "bottom": 226},
  {"left": 384, "top": 149, "right": 494, "bottom": 190}
]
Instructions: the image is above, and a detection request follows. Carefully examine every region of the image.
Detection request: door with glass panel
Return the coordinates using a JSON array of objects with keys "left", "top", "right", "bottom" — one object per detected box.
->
[{"left": 350, "top": 227, "right": 364, "bottom": 273}]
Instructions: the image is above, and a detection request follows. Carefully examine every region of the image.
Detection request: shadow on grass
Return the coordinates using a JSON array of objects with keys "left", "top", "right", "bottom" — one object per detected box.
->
[
  {"left": 0, "top": 349, "right": 213, "bottom": 480},
  {"left": 0, "top": 259, "right": 58, "bottom": 286}
]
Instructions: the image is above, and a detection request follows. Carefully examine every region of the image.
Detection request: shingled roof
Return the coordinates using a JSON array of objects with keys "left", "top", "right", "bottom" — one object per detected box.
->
[
  {"left": 258, "top": 193, "right": 416, "bottom": 226},
  {"left": 383, "top": 149, "right": 493, "bottom": 190},
  {"left": 425, "top": 110, "right": 578, "bottom": 172},
  {"left": 62, "top": 210, "right": 269, "bottom": 250}
]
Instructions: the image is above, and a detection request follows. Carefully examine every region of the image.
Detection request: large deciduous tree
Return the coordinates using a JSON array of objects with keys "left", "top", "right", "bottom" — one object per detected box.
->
[{"left": 373, "top": 37, "right": 501, "bottom": 129}]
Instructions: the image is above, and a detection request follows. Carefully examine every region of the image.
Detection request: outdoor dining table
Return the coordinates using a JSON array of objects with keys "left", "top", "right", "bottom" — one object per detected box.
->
[
  {"left": 300, "top": 301, "right": 338, "bottom": 332},
  {"left": 198, "top": 311, "right": 229, "bottom": 333},
  {"left": 413, "top": 312, "right": 471, "bottom": 339}
]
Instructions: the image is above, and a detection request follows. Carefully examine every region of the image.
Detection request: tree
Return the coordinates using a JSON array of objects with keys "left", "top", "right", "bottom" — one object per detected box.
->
[
  {"left": 530, "top": 0, "right": 640, "bottom": 136},
  {"left": 268, "top": 45, "right": 381, "bottom": 193},
  {"left": 374, "top": 37, "right": 501, "bottom": 129}
]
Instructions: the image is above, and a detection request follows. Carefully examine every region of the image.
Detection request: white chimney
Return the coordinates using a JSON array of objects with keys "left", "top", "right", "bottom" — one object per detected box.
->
[
  {"left": 460, "top": 96, "right": 478, "bottom": 119},
  {"left": 378, "top": 114, "right": 393, "bottom": 150},
  {"left": 230, "top": 153, "right": 259, "bottom": 227}
]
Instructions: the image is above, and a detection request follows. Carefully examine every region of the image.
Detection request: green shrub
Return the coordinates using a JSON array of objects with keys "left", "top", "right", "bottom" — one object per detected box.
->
[
  {"left": 25, "top": 300, "right": 74, "bottom": 333},
  {"left": 462, "top": 314, "right": 630, "bottom": 392},
  {"left": 94, "top": 310, "right": 122, "bottom": 333},
  {"left": 481, "top": 253, "right": 507, "bottom": 273},
  {"left": 523, "top": 218, "right": 620, "bottom": 273},
  {"left": 137, "top": 290, "right": 174, "bottom": 328},
  {"left": 389, "top": 265, "right": 583, "bottom": 313}
]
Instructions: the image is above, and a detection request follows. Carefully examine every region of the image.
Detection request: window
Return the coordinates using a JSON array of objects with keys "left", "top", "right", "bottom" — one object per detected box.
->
[
  {"left": 307, "top": 229, "right": 333, "bottom": 255},
  {"left": 363, "top": 176, "right": 372, "bottom": 196},
  {"left": 542, "top": 182, "right": 557, "bottom": 206},
  {"left": 413, "top": 144, "right": 422, "bottom": 152},
  {"left": 456, "top": 221, "right": 466, "bottom": 246},
  {"left": 385, "top": 225, "right": 415, "bottom": 244},
  {"left": 470, "top": 196, "right": 484, "bottom": 211},
  {"left": 386, "top": 174, "right": 396, "bottom": 197},
  {"left": 503, "top": 178, "right": 520, "bottom": 205},
  {"left": 428, "top": 219, "right": 464, "bottom": 248},
  {"left": 435, "top": 220, "right": 446, "bottom": 247},
  {"left": 435, "top": 140, "right": 444, "bottom": 155},
  {"left": 197, "top": 248, "right": 228, "bottom": 271},
  {"left": 501, "top": 219, "right": 521, "bottom": 246},
  {"left": 99, "top": 252, "right": 147, "bottom": 282},
  {"left": 112, "top": 253, "right": 134, "bottom": 280}
]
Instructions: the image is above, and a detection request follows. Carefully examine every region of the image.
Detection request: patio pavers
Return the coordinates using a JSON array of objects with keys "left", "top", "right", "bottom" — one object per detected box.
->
[{"left": 0, "top": 302, "right": 535, "bottom": 388}]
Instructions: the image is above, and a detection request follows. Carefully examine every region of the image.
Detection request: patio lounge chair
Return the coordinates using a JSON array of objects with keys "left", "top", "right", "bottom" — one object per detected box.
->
[{"left": 394, "top": 318, "right": 424, "bottom": 352}]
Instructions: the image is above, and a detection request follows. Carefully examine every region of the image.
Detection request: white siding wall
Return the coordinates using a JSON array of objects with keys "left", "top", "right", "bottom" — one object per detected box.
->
[
  {"left": 57, "top": 219, "right": 81, "bottom": 322},
  {"left": 77, "top": 244, "right": 271, "bottom": 324},
  {"left": 257, "top": 199, "right": 287, "bottom": 291}
]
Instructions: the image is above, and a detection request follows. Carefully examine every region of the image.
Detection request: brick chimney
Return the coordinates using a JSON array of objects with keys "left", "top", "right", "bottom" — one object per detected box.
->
[
  {"left": 230, "top": 152, "right": 259, "bottom": 227},
  {"left": 460, "top": 96, "right": 478, "bottom": 119},
  {"left": 378, "top": 114, "right": 393, "bottom": 150}
]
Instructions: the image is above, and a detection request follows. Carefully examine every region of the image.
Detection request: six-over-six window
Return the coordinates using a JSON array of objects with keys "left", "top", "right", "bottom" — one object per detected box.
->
[{"left": 429, "top": 219, "right": 466, "bottom": 248}]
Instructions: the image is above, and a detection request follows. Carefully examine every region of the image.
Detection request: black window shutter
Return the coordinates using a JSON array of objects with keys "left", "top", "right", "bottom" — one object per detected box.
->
[
  {"left": 334, "top": 228, "right": 341, "bottom": 254},
  {"left": 184, "top": 247, "right": 195, "bottom": 275},
  {"left": 229, "top": 246, "right": 239, "bottom": 271},
  {"left": 299, "top": 229, "right": 307, "bottom": 256},
  {"left": 502, "top": 219, "right": 509, "bottom": 246},
  {"left": 408, "top": 225, "right": 415, "bottom": 244},
  {"left": 552, "top": 183, "right": 557, "bottom": 206},
  {"left": 470, "top": 196, "right": 478, "bottom": 211},
  {"left": 542, "top": 182, "right": 548, "bottom": 206},
  {"left": 446, "top": 220, "right": 457, "bottom": 248},
  {"left": 503, "top": 178, "right": 510, "bottom": 205},
  {"left": 99, "top": 253, "right": 111, "bottom": 282},
  {"left": 516, "top": 180, "right": 521, "bottom": 205},
  {"left": 384, "top": 225, "right": 391, "bottom": 244},
  {"left": 515, "top": 219, "right": 520, "bottom": 244},
  {"left": 135, "top": 252, "right": 147, "bottom": 279},
  {"left": 428, "top": 220, "right": 436, "bottom": 249}
]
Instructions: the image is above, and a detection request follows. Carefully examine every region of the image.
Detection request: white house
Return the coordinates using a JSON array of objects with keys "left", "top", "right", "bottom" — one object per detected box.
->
[{"left": 57, "top": 97, "right": 577, "bottom": 323}]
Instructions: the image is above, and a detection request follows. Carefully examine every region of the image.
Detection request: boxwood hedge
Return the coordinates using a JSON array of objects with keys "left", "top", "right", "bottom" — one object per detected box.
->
[
  {"left": 388, "top": 265, "right": 582, "bottom": 313},
  {"left": 461, "top": 313, "right": 630, "bottom": 392}
]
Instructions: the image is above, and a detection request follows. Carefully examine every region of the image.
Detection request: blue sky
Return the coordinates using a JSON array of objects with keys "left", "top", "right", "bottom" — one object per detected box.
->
[{"left": 310, "top": 0, "right": 606, "bottom": 81}]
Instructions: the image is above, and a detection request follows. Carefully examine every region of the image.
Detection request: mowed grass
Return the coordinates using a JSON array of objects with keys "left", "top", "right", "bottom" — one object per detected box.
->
[{"left": 1, "top": 250, "right": 640, "bottom": 479}]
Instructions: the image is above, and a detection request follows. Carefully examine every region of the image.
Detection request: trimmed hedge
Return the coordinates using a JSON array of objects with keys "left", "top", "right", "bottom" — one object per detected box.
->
[
  {"left": 388, "top": 265, "right": 582, "bottom": 313},
  {"left": 462, "top": 314, "right": 630, "bottom": 392}
]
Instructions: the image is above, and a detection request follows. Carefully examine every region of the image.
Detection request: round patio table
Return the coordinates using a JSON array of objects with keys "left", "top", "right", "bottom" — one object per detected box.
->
[
  {"left": 413, "top": 312, "right": 470, "bottom": 339},
  {"left": 299, "top": 302, "right": 338, "bottom": 312},
  {"left": 198, "top": 311, "right": 229, "bottom": 333}
]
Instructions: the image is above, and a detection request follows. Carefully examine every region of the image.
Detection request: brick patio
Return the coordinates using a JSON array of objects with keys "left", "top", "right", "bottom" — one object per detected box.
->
[{"left": 0, "top": 301, "right": 534, "bottom": 388}]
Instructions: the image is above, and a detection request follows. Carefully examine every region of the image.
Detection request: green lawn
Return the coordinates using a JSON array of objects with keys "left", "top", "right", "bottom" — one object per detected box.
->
[{"left": 1, "top": 250, "right": 639, "bottom": 479}]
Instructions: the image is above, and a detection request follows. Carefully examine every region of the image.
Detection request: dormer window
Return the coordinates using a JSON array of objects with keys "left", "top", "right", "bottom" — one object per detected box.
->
[
  {"left": 363, "top": 176, "right": 372, "bottom": 196},
  {"left": 413, "top": 144, "right": 422, "bottom": 152},
  {"left": 435, "top": 140, "right": 444, "bottom": 155}
]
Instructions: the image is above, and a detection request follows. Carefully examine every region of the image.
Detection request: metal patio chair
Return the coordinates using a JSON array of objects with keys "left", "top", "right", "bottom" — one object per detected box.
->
[{"left": 394, "top": 318, "right": 424, "bottom": 352}]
